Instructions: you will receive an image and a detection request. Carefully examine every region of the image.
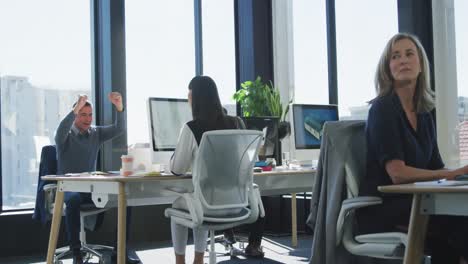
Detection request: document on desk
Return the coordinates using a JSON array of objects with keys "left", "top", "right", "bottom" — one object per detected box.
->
[
  {"left": 128, "top": 171, "right": 163, "bottom": 177},
  {"left": 413, "top": 179, "right": 468, "bottom": 186},
  {"left": 64, "top": 171, "right": 118, "bottom": 177},
  {"left": 63, "top": 173, "right": 97, "bottom": 177}
]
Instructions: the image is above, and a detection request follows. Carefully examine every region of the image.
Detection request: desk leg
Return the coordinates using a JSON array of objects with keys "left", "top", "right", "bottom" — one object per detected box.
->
[
  {"left": 291, "top": 193, "right": 298, "bottom": 247},
  {"left": 46, "top": 189, "right": 64, "bottom": 264},
  {"left": 404, "top": 194, "right": 428, "bottom": 264},
  {"left": 117, "top": 182, "right": 127, "bottom": 264}
]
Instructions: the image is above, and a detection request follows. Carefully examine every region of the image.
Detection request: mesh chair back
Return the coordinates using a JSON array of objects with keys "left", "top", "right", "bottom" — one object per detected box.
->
[
  {"left": 341, "top": 121, "right": 366, "bottom": 199},
  {"left": 322, "top": 121, "right": 366, "bottom": 199},
  {"left": 193, "top": 130, "right": 262, "bottom": 214},
  {"left": 33, "top": 145, "right": 57, "bottom": 224}
]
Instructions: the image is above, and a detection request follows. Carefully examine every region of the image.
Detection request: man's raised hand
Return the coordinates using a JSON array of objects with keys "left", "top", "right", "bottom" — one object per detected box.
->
[
  {"left": 73, "top": 94, "right": 88, "bottom": 114},
  {"left": 108, "top": 92, "right": 124, "bottom": 112}
]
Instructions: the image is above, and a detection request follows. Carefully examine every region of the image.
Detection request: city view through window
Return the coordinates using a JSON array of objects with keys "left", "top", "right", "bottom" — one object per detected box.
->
[
  {"left": 455, "top": 0, "right": 468, "bottom": 165},
  {"left": 0, "top": 1, "right": 91, "bottom": 210},
  {"left": 0, "top": 2, "right": 467, "bottom": 211}
]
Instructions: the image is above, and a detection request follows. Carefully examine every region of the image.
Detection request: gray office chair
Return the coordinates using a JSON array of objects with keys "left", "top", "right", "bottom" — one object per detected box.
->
[
  {"left": 44, "top": 184, "right": 113, "bottom": 264},
  {"left": 335, "top": 122, "right": 431, "bottom": 264},
  {"left": 308, "top": 121, "right": 409, "bottom": 264},
  {"left": 331, "top": 121, "right": 407, "bottom": 259},
  {"left": 165, "top": 130, "right": 265, "bottom": 264}
]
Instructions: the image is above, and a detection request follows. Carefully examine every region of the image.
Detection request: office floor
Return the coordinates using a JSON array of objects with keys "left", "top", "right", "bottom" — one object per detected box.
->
[{"left": 0, "top": 234, "right": 313, "bottom": 264}]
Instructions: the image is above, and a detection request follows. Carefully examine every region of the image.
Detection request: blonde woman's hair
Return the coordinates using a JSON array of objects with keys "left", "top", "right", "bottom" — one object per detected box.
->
[{"left": 374, "top": 33, "right": 435, "bottom": 113}]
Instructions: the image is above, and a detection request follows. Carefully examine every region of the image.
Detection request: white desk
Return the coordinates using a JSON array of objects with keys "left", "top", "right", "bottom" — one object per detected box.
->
[
  {"left": 43, "top": 168, "right": 315, "bottom": 264},
  {"left": 378, "top": 184, "right": 468, "bottom": 264}
]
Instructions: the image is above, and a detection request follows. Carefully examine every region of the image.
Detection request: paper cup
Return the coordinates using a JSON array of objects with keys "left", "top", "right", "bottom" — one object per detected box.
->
[{"left": 121, "top": 155, "right": 134, "bottom": 176}]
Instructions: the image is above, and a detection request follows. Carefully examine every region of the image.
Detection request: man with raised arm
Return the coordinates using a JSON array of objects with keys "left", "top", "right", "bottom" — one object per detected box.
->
[{"left": 55, "top": 92, "right": 139, "bottom": 264}]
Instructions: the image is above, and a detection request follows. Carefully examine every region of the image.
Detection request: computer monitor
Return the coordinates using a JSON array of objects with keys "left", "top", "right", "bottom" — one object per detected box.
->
[
  {"left": 292, "top": 104, "right": 339, "bottom": 149},
  {"left": 147, "top": 97, "right": 192, "bottom": 153},
  {"left": 242, "top": 116, "right": 280, "bottom": 164}
]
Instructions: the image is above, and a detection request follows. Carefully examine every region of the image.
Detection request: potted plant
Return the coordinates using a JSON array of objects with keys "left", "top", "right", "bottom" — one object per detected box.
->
[{"left": 233, "top": 76, "right": 291, "bottom": 140}]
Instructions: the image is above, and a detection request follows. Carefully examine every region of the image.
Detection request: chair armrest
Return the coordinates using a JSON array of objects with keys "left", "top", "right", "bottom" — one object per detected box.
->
[
  {"left": 355, "top": 232, "right": 408, "bottom": 247},
  {"left": 164, "top": 186, "right": 189, "bottom": 196},
  {"left": 341, "top": 196, "right": 382, "bottom": 207},
  {"left": 164, "top": 187, "right": 204, "bottom": 226},
  {"left": 336, "top": 196, "right": 382, "bottom": 246},
  {"left": 43, "top": 183, "right": 57, "bottom": 192}
]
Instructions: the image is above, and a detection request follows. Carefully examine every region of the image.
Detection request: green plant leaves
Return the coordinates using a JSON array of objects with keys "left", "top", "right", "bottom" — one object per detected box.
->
[{"left": 233, "top": 76, "right": 291, "bottom": 121}]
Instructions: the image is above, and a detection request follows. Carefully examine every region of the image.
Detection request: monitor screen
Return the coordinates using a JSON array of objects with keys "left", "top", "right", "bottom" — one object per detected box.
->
[
  {"left": 292, "top": 104, "right": 339, "bottom": 149},
  {"left": 148, "top": 97, "right": 192, "bottom": 151},
  {"left": 242, "top": 117, "right": 279, "bottom": 161}
]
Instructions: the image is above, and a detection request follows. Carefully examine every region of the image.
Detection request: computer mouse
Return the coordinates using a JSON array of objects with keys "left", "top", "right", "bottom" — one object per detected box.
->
[{"left": 454, "top": 174, "right": 468, "bottom": 181}]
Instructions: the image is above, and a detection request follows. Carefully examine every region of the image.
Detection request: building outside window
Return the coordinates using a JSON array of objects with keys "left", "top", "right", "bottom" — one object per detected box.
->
[
  {"left": 455, "top": 0, "right": 468, "bottom": 165},
  {"left": 0, "top": 1, "right": 92, "bottom": 210}
]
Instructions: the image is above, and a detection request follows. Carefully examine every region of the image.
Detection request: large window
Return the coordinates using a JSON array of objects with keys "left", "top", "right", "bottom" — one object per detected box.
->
[
  {"left": 0, "top": 1, "right": 92, "bottom": 210},
  {"left": 292, "top": 0, "right": 328, "bottom": 105},
  {"left": 202, "top": 0, "right": 236, "bottom": 115},
  {"left": 455, "top": 0, "right": 468, "bottom": 164},
  {"left": 335, "top": 0, "right": 398, "bottom": 119},
  {"left": 125, "top": 1, "right": 196, "bottom": 145}
]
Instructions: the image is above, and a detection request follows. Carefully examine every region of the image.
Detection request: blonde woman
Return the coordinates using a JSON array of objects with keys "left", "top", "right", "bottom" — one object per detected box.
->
[{"left": 357, "top": 33, "right": 468, "bottom": 264}]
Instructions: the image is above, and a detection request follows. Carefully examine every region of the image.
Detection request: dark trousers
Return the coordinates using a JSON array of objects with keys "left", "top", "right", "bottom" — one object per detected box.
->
[
  {"left": 357, "top": 196, "right": 468, "bottom": 264},
  {"left": 224, "top": 216, "right": 265, "bottom": 245},
  {"left": 248, "top": 216, "right": 265, "bottom": 245},
  {"left": 64, "top": 192, "right": 132, "bottom": 253}
]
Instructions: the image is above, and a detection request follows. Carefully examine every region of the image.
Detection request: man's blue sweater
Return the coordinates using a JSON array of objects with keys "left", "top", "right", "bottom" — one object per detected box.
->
[{"left": 55, "top": 110, "right": 125, "bottom": 174}]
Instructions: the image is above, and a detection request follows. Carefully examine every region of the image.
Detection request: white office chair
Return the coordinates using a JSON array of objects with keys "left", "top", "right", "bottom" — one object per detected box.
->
[
  {"left": 164, "top": 130, "right": 265, "bottom": 264},
  {"left": 44, "top": 184, "right": 114, "bottom": 264}
]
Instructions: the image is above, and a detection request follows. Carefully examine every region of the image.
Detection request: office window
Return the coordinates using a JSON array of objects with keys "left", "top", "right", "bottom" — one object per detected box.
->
[
  {"left": 125, "top": 1, "right": 196, "bottom": 145},
  {"left": 336, "top": 0, "right": 398, "bottom": 119},
  {"left": 0, "top": 1, "right": 92, "bottom": 210},
  {"left": 202, "top": 0, "right": 236, "bottom": 115},
  {"left": 292, "top": 0, "right": 328, "bottom": 104},
  {"left": 455, "top": 0, "right": 468, "bottom": 164}
]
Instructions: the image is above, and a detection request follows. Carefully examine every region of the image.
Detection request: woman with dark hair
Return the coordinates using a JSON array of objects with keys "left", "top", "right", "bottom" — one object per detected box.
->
[
  {"left": 169, "top": 76, "right": 264, "bottom": 264},
  {"left": 357, "top": 33, "right": 468, "bottom": 264}
]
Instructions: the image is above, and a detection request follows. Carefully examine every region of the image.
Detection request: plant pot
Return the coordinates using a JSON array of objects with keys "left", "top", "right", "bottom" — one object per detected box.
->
[{"left": 278, "top": 121, "right": 291, "bottom": 140}]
